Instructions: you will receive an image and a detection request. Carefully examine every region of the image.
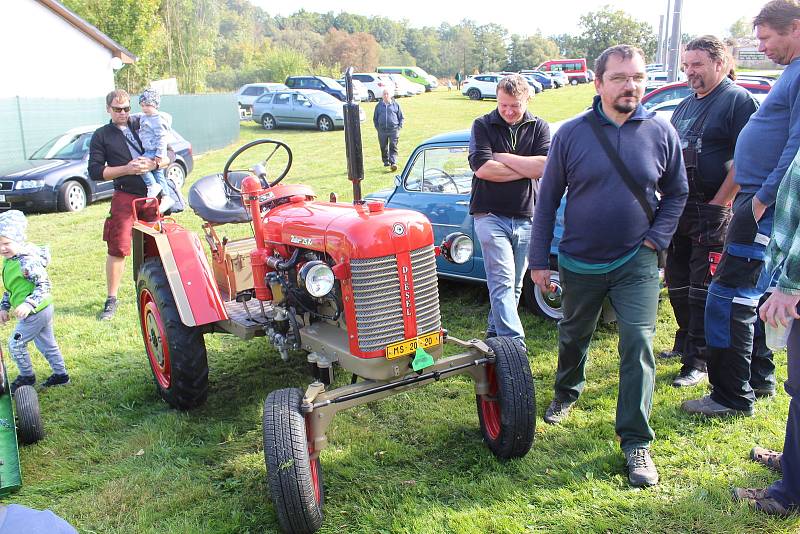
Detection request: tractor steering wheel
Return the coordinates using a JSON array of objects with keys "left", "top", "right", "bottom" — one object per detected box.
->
[{"left": 222, "top": 139, "right": 293, "bottom": 193}]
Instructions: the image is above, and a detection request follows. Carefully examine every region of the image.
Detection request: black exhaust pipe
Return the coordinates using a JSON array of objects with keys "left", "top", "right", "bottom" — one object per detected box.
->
[{"left": 343, "top": 67, "right": 365, "bottom": 204}]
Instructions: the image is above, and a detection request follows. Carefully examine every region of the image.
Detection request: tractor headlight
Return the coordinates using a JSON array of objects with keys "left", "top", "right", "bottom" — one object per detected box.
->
[
  {"left": 441, "top": 232, "right": 473, "bottom": 264},
  {"left": 298, "top": 261, "right": 335, "bottom": 297}
]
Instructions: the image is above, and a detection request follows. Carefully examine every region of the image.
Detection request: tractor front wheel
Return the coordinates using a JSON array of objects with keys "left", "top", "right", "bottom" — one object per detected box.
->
[
  {"left": 264, "top": 388, "right": 324, "bottom": 534},
  {"left": 477, "top": 336, "right": 536, "bottom": 459},
  {"left": 15, "top": 385, "right": 44, "bottom": 445},
  {"left": 137, "top": 258, "right": 208, "bottom": 410}
]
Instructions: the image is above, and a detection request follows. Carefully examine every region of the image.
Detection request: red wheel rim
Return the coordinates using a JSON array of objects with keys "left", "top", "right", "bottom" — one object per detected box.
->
[
  {"left": 480, "top": 363, "right": 501, "bottom": 440},
  {"left": 140, "top": 289, "right": 171, "bottom": 389},
  {"left": 306, "top": 417, "right": 321, "bottom": 504}
]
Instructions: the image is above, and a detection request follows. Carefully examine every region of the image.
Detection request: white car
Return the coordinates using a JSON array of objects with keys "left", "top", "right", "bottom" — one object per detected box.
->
[
  {"left": 461, "top": 74, "right": 503, "bottom": 100},
  {"left": 236, "top": 83, "right": 288, "bottom": 111},
  {"left": 336, "top": 78, "right": 369, "bottom": 101},
  {"left": 351, "top": 73, "right": 397, "bottom": 101},
  {"left": 387, "top": 74, "right": 423, "bottom": 96}
]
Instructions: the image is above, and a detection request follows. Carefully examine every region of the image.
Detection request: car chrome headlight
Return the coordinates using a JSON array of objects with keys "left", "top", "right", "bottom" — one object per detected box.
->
[
  {"left": 298, "top": 261, "right": 335, "bottom": 297},
  {"left": 16, "top": 179, "right": 45, "bottom": 190},
  {"left": 440, "top": 232, "right": 473, "bottom": 264}
]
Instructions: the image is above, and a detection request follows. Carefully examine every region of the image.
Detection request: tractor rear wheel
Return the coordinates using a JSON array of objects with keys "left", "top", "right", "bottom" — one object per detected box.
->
[
  {"left": 15, "top": 385, "right": 44, "bottom": 445},
  {"left": 137, "top": 258, "right": 208, "bottom": 410},
  {"left": 476, "top": 336, "right": 535, "bottom": 459},
  {"left": 264, "top": 388, "right": 324, "bottom": 534}
]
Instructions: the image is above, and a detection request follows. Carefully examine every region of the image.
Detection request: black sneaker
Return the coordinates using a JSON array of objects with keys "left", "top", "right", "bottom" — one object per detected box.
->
[
  {"left": 544, "top": 399, "right": 575, "bottom": 425},
  {"left": 99, "top": 297, "right": 118, "bottom": 321},
  {"left": 42, "top": 373, "right": 70, "bottom": 388},
  {"left": 672, "top": 366, "right": 707, "bottom": 387},
  {"left": 10, "top": 374, "right": 36, "bottom": 394},
  {"left": 625, "top": 447, "right": 659, "bottom": 487}
]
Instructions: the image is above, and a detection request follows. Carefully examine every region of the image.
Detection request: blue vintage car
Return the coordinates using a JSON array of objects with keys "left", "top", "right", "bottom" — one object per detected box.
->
[{"left": 366, "top": 129, "right": 566, "bottom": 320}]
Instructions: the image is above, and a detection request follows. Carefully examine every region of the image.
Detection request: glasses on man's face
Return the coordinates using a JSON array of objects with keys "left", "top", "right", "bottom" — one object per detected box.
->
[
  {"left": 605, "top": 74, "right": 647, "bottom": 85},
  {"left": 111, "top": 106, "right": 131, "bottom": 113}
]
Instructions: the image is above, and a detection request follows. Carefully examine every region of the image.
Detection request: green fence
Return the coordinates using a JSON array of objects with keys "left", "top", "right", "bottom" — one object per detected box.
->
[{"left": 0, "top": 94, "right": 239, "bottom": 165}]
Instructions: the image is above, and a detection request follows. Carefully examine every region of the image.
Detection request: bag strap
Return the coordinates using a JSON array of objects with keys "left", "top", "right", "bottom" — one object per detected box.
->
[{"left": 586, "top": 112, "right": 654, "bottom": 224}]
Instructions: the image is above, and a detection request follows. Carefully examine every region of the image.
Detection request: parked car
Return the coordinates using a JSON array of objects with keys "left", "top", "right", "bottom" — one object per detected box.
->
[
  {"left": 236, "top": 83, "right": 288, "bottom": 112},
  {"left": 522, "top": 72, "right": 552, "bottom": 90},
  {"left": 377, "top": 66, "right": 436, "bottom": 91},
  {"left": 351, "top": 73, "right": 397, "bottom": 101},
  {"left": 387, "top": 73, "right": 424, "bottom": 96},
  {"left": 642, "top": 79, "right": 772, "bottom": 109},
  {"left": 365, "top": 129, "right": 566, "bottom": 320},
  {"left": 651, "top": 93, "right": 767, "bottom": 122},
  {"left": 0, "top": 125, "right": 193, "bottom": 213},
  {"left": 251, "top": 89, "right": 363, "bottom": 131},
  {"left": 284, "top": 76, "right": 347, "bottom": 101},
  {"left": 586, "top": 69, "right": 595, "bottom": 82},
  {"left": 461, "top": 73, "right": 541, "bottom": 99},
  {"left": 336, "top": 78, "right": 369, "bottom": 101}
]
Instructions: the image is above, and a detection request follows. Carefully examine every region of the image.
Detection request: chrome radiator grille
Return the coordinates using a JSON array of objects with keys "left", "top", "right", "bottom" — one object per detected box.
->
[{"left": 350, "top": 245, "right": 442, "bottom": 352}]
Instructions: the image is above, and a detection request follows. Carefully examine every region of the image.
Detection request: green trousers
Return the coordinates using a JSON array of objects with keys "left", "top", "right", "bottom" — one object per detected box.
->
[{"left": 554, "top": 246, "right": 661, "bottom": 452}]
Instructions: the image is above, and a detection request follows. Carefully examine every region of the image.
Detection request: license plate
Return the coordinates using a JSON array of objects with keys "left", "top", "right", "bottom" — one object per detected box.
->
[{"left": 385, "top": 331, "right": 440, "bottom": 359}]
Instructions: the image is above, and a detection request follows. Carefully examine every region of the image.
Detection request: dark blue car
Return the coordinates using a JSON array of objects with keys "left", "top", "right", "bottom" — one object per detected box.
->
[
  {"left": 0, "top": 125, "right": 193, "bottom": 213},
  {"left": 366, "top": 129, "right": 566, "bottom": 320},
  {"left": 284, "top": 76, "right": 347, "bottom": 101},
  {"left": 524, "top": 72, "right": 554, "bottom": 90}
]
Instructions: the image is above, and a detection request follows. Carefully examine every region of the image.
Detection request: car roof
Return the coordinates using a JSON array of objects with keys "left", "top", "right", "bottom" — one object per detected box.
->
[
  {"left": 419, "top": 129, "right": 471, "bottom": 145},
  {"left": 241, "top": 83, "right": 286, "bottom": 89}
]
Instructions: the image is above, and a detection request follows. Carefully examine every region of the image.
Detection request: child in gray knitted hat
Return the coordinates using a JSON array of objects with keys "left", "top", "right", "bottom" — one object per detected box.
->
[
  {"left": 137, "top": 88, "right": 175, "bottom": 213},
  {"left": 0, "top": 210, "right": 69, "bottom": 393}
]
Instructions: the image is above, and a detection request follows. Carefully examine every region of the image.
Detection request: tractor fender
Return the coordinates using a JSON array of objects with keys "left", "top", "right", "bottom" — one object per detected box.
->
[{"left": 132, "top": 221, "right": 228, "bottom": 327}]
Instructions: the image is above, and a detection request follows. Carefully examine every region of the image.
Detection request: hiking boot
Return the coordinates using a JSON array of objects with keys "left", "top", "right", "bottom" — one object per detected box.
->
[
  {"left": 625, "top": 447, "right": 659, "bottom": 487},
  {"left": 544, "top": 399, "right": 575, "bottom": 425},
  {"left": 10, "top": 374, "right": 36, "bottom": 395},
  {"left": 390, "top": 164, "right": 398, "bottom": 172},
  {"left": 657, "top": 350, "right": 682, "bottom": 359},
  {"left": 672, "top": 366, "right": 707, "bottom": 387},
  {"left": 146, "top": 183, "right": 162, "bottom": 199},
  {"left": 42, "top": 373, "right": 70, "bottom": 388},
  {"left": 99, "top": 297, "right": 118, "bottom": 321},
  {"left": 681, "top": 395, "right": 753, "bottom": 417},
  {"left": 733, "top": 487, "right": 796, "bottom": 516},
  {"left": 751, "top": 446, "right": 782, "bottom": 473}
]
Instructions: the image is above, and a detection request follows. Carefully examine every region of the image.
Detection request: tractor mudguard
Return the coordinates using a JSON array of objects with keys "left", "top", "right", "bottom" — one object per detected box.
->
[{"left": 132, "top": 222, "right": 228, "bottom": 327}]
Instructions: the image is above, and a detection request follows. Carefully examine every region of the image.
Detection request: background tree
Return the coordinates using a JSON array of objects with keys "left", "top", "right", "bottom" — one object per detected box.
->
[
  {"left": 507, "top": 33, "right": 560, "bottom": 71},
  {"left": 474, "top": 23, "right": 508, "bottom": 72},
  {"left": 577, "top": 5, "right": 657, "bottom": 66},
  {"left": 729, "top": 16, "right": 753, "bottom": 39}
]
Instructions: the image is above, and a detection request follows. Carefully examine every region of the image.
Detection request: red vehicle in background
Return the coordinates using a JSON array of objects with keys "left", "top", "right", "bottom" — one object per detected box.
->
[
  {"left": 642, "top": 77, "right": 774, "bottom": 109},
  {"left": 536, "top": 58, "right": 589, "bottom": 85}
]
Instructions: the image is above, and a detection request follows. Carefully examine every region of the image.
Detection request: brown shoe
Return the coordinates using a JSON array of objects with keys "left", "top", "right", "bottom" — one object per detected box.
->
[
  {"left": 733, "top": 487, "right": 795, "bottom": 516},
  {"left": 751, "top": 446, "right": 782, "bottom": 473}
]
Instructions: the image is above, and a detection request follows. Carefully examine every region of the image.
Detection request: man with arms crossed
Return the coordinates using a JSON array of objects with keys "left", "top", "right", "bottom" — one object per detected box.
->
[
  {"left": 468, "top": 74, "right": 550, "bottom": 342},
  {"left": 530, "top": 45, "right": 687, "bottom": 486}
]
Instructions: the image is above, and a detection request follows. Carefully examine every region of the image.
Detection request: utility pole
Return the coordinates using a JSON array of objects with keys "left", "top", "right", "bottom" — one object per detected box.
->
[
  {"left": 657, "top": 15, "right": 665, "bottom": 64},
  {"left": 662, "top": 0, "right": 671, "bottom": 66},
  {"left": 668, "top": 0, "right": 683, "bottom": 82}
]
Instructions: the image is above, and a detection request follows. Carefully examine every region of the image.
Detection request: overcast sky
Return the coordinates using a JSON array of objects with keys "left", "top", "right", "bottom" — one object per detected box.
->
[{"left": 249, "top": 0, "right": 764, "bottom": 40}]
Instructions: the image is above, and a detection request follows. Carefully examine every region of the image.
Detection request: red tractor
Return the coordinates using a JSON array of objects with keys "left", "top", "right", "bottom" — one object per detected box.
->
[{"left": 132, "top": 71, "right": 535, "bottom": 534}]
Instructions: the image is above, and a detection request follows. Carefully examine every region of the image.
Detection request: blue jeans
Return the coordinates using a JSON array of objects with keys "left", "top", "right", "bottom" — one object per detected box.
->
[
  {"left": 768, "top": 315, "right": 800, "bottom": 508},
  {"left": 142, "top": 149, "right": 170, "bottom": 193},
  {"left": 474, "top": 213, "right": 531, "bottom": 340}
]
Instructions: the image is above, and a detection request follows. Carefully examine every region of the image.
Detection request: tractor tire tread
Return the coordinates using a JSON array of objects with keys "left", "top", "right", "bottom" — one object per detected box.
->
[{"left": 15, "top": 385, "right": 44, "bottom": 444}]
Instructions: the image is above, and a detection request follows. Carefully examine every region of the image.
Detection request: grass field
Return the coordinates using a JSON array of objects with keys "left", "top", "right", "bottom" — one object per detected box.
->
[{"left": 2, "top": 86, "right": 797, "bottom": 533}]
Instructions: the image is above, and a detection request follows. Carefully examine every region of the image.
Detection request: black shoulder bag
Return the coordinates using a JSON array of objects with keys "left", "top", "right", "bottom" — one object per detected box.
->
[{"left": 585, "top": 112, "right": 665, "bottom": 265}]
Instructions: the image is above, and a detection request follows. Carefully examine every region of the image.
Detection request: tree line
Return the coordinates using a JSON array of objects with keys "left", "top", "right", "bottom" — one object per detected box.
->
[{"left": 64, "top": 0, "right": 658, "bottom": 93}]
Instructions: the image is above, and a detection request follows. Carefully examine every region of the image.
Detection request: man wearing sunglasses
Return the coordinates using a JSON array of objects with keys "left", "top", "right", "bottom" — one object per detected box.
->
[{"left": 88, "top": 89, "right": 156, "bottom": 321}]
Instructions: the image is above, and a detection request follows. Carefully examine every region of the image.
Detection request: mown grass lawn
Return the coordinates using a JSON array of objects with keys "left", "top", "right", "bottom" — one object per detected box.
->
[{"left": 3, "top": 86, "right": 797, "bottom": 533}]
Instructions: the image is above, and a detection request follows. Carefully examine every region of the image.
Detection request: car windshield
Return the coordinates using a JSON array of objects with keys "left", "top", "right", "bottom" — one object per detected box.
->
[
  {"left": 308, "top": 92, "right": 340, "bottom": 106},
  {"left": 319, "top": 77, "right": 343, "bottom": 90},
  {"left": 29, "top": 132, "right": 91, "bottom": 160},
  {"left": 405, "top": 146, "right": 473, "bottom": 194}
]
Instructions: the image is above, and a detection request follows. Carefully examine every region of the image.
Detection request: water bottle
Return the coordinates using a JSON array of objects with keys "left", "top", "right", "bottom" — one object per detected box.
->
[{"left": 765, "top": 317, "right": 794, "bottom": 351}]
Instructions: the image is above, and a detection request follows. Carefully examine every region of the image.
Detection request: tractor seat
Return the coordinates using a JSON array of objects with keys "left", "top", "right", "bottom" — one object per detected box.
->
[{"left": 188, "top": 171, "right": 253, "bottom": 224}]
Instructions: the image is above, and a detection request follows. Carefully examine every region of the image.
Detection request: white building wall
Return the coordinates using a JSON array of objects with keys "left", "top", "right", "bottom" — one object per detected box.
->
[{"left": 0, "top": 0, "right": 117, "bottom": 98}]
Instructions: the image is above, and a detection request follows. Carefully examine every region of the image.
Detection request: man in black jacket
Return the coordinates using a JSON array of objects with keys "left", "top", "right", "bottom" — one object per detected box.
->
[
  {"left": 88, "top": 89, "right": 155, "bottom": 320},
  {"left": 468, "top": 74, "right": 550, "bottom": 341}
]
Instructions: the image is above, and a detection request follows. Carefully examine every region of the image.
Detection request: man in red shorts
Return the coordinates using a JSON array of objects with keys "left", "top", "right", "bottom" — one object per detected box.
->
[{"left": 88, "top": 89, "right": 156, "bottom": 320}]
